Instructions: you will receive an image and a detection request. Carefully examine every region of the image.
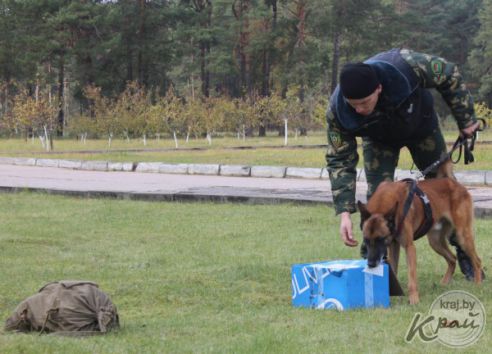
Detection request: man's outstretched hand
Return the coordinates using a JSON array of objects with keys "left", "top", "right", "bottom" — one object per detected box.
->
[{"left": 340, "top": 212, "right": 358, "bottom": 247}]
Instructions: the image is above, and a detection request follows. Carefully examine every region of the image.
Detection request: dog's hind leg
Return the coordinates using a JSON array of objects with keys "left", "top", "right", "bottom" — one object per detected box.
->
[
  {"left": 453, "top": 201, "right": 484, "bottom": 283},
  {"left": 454, "top": 226, "right": 483, "bottom": 284},
  {"left": 427, "top": 218, "right": 456, "bottom": 285}
]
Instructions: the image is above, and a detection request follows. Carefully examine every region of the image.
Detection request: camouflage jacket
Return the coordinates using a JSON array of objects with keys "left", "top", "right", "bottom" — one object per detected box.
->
[{"left": 326, "top": 48, "right": 477, "bottom": 214}]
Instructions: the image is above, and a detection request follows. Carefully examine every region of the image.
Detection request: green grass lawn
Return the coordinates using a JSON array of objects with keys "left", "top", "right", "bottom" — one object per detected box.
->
[
  {"left": 0, "top": 193, "right": 490, "bottom": 353},
  {"left": 1, "top": 132, "right": 492, "bottom": 171},
  {"left": 2, "top": 128, "right": 492, "bottom": 170},
  {"left": 0, "top": 132, "right": 329, "bottom": 153}
]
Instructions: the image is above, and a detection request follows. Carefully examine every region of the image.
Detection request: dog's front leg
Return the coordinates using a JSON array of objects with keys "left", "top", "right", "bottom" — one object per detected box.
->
[
  {"left": 405, "top": 241, "right": 419, "bottom": 305},
  {"left": 388, "top": 240, "right": 400, "bottom": 275}
]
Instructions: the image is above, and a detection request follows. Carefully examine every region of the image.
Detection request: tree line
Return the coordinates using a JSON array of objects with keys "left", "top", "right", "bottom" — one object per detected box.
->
[
  {"left": 4, "top": 80, "right": 327, "bottom": 150},
  {"left": 0, "top": 0, "right": 491, "bottom": 142}
]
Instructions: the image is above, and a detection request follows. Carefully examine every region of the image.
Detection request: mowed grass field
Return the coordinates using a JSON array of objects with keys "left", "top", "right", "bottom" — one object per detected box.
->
[
  {"left": 1, "top": 129, "right": 492, "bottom": 170},
  {"left": 0, "top": 193, "right": 490, "bottom": 353}
]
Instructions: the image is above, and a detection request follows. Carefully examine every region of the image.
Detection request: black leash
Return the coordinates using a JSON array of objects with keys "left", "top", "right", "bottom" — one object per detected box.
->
[
  {"left": 419, "top": 118, "right": 487, "bottom": 178},
  {"left": 418, "top": 136, "right": 470, "bottom": 178},
  {"left": 394, "top": 119, "right": 487, "bottom": 239},
  {"left": 450, "top": 134, "right": 475, "bottom": 165}
]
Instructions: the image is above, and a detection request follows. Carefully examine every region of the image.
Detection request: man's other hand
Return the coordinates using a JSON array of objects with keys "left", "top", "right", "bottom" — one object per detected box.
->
[{"left": 460, "top": 121, "right": 480, "bottom": 138}]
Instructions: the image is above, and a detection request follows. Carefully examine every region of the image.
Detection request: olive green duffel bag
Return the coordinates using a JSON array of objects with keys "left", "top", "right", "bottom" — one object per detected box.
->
[{"left": 5, "top": 281, "right": 119, "bottom": 335}]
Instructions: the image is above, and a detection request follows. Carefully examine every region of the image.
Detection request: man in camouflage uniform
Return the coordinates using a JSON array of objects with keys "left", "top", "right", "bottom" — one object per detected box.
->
[{"left": 326, "top": 48, "right": 479, "bottom": 278}]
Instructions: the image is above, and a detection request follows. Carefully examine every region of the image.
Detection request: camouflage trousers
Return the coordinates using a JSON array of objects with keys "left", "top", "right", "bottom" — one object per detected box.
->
[{"left": 362, "top": 128, "right": 447, "bottom": 199}]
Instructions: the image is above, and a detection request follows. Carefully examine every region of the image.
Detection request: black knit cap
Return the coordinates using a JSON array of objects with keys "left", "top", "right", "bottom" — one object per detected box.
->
[{"left": 340, "top": 63, "right": 380, "bottom": 99}]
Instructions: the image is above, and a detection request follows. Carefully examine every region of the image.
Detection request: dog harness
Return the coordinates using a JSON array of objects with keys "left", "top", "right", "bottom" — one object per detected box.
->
[{"left": 393, "top": 178, "right": 434, "bottom": 241}]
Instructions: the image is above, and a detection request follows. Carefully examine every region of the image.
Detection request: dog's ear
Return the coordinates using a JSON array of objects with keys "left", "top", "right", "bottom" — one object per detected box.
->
[{"left": 357, "top": 201, "right": 371, "bottom": 222}]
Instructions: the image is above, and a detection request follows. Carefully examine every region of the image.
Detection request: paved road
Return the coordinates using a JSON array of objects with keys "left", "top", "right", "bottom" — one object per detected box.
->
[
  {"left": 0, "top": 164, "right": 336, "bottom": 203},
  {"left": 1, "top": 164, "right": 492, "bottom": 217}
]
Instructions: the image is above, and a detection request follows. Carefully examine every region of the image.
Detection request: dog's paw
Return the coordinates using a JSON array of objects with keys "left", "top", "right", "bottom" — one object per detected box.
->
[
  {"left": 474, "top": 269, "right": 485, "bottom": 284},
  {"left": 440, "top": 276, "right": 452, "bottom": 286},
  {"left": 409, "top": 293, "right": 420, "bottom": 305}
]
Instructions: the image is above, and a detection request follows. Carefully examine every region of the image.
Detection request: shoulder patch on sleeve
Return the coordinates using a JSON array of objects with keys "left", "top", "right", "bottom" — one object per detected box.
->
[{"left": 431, "top": 59, "right": 443, "bottom": 75}]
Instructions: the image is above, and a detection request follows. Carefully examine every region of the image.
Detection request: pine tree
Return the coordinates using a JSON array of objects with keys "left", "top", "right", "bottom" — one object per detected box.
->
[{"left": 469, "top": 0, "right": 492, "bottom": 105}]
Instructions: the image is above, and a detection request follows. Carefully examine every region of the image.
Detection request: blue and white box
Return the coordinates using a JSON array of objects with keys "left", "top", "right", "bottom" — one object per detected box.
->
[{"left": 291, "top": 259, "right": 390, "bottom": 310}]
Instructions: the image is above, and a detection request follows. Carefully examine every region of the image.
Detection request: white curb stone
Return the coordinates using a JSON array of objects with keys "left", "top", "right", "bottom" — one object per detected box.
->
[
  {"left": 81, "top": 160, "right": 108, "bottom": 171},
  {"left": 219, "top": 165, "right": 251, "bottom": 177},
  {"left": 188, "top": 164, "right": 220, "bottom": 175},
  {"left": 13, "top": 158, "right": 37, "bottom": 166},
  {"left": 36, "top": 159, "right": 59, "bottom": 168},
  {"left": 286, "top": 167, "right": 322, "bottom": 179},
  {"left": 135, "top": 162, "right": 161, "bottom": 173},
  {"left": 321, "top": 168, "right": 329, "bottom": 180},
  {"left": 395, "top": 169, "right": 421, "bottom": 180},
  {"left": 0, "top": 157, "right": 17, "bottom": 165},
  {"left": 1, "top": 155, "right": 489, "bottom": 188},
  {"left": 454, "top": 171, "right": 485, "bottom": 185},
  {"left": 58, "top": 160, "right": 83, "bottom": 169},
  {"left": 108, "top": 162, "right": 134, "bottom": 172},
  {"left": 159, "top": 163, "right": 189, "bottom": 174},
  {"left": 0, "top": 157, "right": 36, "bottom": 166},
  {"left": 251, "top": 166, "right": 286, "bottom": 178}
]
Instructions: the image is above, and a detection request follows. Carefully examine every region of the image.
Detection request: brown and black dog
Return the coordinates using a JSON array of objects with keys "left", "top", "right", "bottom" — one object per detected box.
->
[{"left": 357, "top": 162, "right": 483, "bottom": 305}]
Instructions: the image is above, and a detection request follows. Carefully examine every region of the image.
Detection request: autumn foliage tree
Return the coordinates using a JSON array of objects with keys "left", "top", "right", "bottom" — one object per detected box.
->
[
  {"left": 11, "top": 87, "right": 57, "bottom": 150},
  {"left": 83, "top": 85, "right": 119, "bottom": 148}
]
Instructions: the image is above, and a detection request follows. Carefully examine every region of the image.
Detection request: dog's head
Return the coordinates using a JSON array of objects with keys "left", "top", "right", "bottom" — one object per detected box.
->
[{"left": 357, "top": 201, "right": 397, "bottom": 268}]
